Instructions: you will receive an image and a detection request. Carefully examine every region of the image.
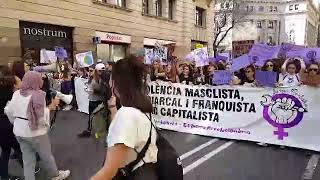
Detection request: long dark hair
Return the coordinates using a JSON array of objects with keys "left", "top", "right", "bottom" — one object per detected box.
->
[
  {"left": 0, "top": 65, "right": 15, "bottom": 91},
  {"left": 112, "top": 55, "right": 153, "bottom": 113},
  {"left": 12, "top": 61, "right": 25, "bottom": 80}
]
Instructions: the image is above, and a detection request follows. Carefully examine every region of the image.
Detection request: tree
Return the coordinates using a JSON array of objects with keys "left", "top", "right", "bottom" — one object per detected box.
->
[{"left": 213, "top": 0, "right": 249, "bottom": 57}]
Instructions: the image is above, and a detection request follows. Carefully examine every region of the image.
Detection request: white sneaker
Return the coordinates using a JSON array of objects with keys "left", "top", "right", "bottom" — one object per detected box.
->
[
  {"left": 257, "top": 142, "right": 268, "bottom": 147},
  {"left": 52, "top": 170, "right": 71, "bottom": 180}
]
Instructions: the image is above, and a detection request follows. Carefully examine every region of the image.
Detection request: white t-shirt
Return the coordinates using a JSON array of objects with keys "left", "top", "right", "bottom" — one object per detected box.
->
[
  {"left": 107, "top": 106, "right": 158, "bottom": 170},
  {"left": 279, "top": 73, "right": 301, "bottom": 87},
  {"left": 5, "top": 90, "right": 50, "bottom": 137}
]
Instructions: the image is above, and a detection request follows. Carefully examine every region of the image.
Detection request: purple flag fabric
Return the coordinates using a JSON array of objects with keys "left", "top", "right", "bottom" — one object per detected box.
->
[
  {"left": 278, "top": 43, "right": 305, "bottom": 58},
  {"left": 255, "top": 70, "right": 278, "bottom": 87},
  {"left": 287, "top": 48, "right": 320, "bottom": 64},
  {"left": 213, "top": 70, "right": 232, "bottom": 85},
  {"left": 231, "top": 54, "right": 251, "bottom": 72},
  {"left": 249, "top": 44, "right": 280, "bottom": 64},
  {"left": 55, "top": 47, "right": 68, "bottom": 59}
]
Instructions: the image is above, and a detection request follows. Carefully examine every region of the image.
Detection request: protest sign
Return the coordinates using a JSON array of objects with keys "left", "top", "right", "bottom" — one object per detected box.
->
[
  {"left": 231, "top": 54, "right": 251, "bottom": 72},
  {"left": 145, "top": 48, "right": 154, "bottom": 65},
  {"left": 154, "top": 43, "right": 168, "bottom": 64},
  {"left": 148, "top": 81, "right": 320, "bottom": 151},
  {"left": 287, "top": 48, "right": 320, "bottom": 64},
  {"left": 255, "top": 70, "right": 278, "bottom": 87},
  {"left": 74, "top": 77, "right": 89, "bottom": 114},
  {"left": 213, "top": 70, "right": 232, "bottom": 85},
  {"left": 76, "top": 51, "right": 94, "bottom": 67},
  {"left": 248, "top": 44, "right": 279, "bottom": 64},
  {"left": 194, "top": 47, "right": 209, "bottom": 67},
  {"left": 278, "top": 43, "right": 305, "bottom": 59},
  {"left": 55, "top": 47, "right": 68, "bottom": 59},
  {"left": 40, "top": 49, "right": 57, "bottom": 64}
]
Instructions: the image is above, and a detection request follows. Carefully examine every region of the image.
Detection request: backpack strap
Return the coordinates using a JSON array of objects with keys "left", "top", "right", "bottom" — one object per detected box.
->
[{"left": 124, "top": 118, "right": 152, "bottom": 172}]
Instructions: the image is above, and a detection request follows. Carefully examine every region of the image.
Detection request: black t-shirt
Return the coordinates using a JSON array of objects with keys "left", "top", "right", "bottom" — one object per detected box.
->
[{"left": 179, "top": 75, "right": 193, "bottom": 85}]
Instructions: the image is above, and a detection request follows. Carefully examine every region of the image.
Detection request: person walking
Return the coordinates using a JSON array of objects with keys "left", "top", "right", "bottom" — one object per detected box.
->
[{"left": 5, "top": 71, "right": 70, "bottom": 180}]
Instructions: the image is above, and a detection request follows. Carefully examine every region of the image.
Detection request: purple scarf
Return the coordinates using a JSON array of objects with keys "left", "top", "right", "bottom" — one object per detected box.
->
[{"left": 20, "top": 71, "right": 46, "bottom": 130}]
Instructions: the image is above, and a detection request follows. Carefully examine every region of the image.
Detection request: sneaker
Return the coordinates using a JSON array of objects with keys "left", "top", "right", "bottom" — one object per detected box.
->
[
  {"left": 8, "top": 175, "right": 21, "bottom": 180},
  {"left": 52, "top": 170, "right": 71, "bottom": 180},
  {"left": 35, "top": 167, "right": 41, "bottom": 174},
  {"left": 257, "top": 142, "right": 268, "bottom": 147},
  {"left": 77, "top": 130, "right": 91, "bottom": 138}
]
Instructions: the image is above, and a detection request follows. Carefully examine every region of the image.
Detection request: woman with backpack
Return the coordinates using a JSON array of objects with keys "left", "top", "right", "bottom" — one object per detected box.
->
[{"left": 91, "top": 56, "right": 158, "bottom": 180}]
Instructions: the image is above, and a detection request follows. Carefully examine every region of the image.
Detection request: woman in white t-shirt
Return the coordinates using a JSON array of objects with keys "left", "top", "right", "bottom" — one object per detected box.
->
[
  {"left": 91, "top": 56, "right": 158, "bottom": 180},
  {"left": 279, "top": 58, "right": 306, "bottom": 87}
]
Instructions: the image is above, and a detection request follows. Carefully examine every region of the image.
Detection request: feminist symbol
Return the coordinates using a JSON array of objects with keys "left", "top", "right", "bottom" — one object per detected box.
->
[
  {"left": 307, "top": 51, "right": 316, "bottom": 60},
  {"left": 261, "top": 94, "right": 306, "bottom": 140}
]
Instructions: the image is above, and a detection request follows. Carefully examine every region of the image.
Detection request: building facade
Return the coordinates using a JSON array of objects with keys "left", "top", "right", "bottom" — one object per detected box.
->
[
  {"left": 0, "top": 0, "right": 215, "bottom": 64},
  {"left": 215, "top": 0, "right": 320, "bottom": 51}
]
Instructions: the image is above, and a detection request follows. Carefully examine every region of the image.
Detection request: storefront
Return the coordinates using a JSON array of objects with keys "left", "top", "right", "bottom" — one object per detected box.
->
[
  {"left": 94, "top": 31, "right": 131, "bottom": 62},
  {"left": 19, "top": 21, "right": 73, "bottom": 64}
]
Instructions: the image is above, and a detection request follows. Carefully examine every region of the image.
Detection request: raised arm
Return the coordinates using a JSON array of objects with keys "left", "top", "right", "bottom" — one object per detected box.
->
[
  {"left": 281, "top": 58, "right": 290, "bottom": 74},
  {"left": 298, "top": 58, "right": 306, "bottom": 73}
]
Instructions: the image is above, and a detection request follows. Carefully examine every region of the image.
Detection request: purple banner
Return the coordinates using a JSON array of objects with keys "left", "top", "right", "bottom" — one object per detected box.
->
[
  {"left": 231, "top": 54, "right": 251, "bottom": 72},
  {"left": 249, "top": 44, "right": 280, "bottom": 66},
  {"left": 255, "top": 70, "right": 278, "bottom": 87},
  {"left": 287, "top": 48, "right": 320, "bottom": 64},
  {"left": 278, "top": 43, "right": 305, "bottom": 59}
]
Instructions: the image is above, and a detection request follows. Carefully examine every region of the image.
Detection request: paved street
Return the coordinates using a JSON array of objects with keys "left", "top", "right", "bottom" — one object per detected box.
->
[{"left": 8, "top": 111, "right": 320, "bottom": 180}]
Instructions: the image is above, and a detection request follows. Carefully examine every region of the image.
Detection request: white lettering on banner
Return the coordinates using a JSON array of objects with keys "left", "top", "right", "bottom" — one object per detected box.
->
[
  {"left": 147, "top": 81, "right": 320, "bottom": 152},
  {"left": 95, "top": 31, "right": 131, "bottom": 44}
]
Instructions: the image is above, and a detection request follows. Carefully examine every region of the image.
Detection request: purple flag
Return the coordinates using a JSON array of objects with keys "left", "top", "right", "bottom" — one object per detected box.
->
[
  {"left": 231, "top": 54, "right": 251, "bottom": 72},
  {"left": 249, "top": 44, "right": 280, "bottom": 64},
  {"left": 287, "top": 48, "right": 320, "bottom": 64},
  {"left": 55, "top": 47, "right": 68, "bottom": 59},
  {"left": 213, "top": 70, "right": 232, "bottom": 85},
  {"left": 255, "top": 70, "right": 278, "bottom": 87},
  {"left": 278, "top": 43, "right": 305, "bottom": 58}
]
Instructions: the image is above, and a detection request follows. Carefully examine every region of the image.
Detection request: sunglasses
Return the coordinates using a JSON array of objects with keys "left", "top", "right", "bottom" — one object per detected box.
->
[
  {"left": 266, "top": 64, "right": 274, "bottom": 67},
  {"left": 309, "top": 69, "right": 319, "bottom": 72},
  {"left": 89, "top": 70, "right": 94, "bottom": 72}
]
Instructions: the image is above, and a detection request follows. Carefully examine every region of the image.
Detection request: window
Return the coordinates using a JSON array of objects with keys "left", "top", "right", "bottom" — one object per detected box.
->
[
  {"left": 99, "top": 0, "right": 126, "bottom": 7},
  {"left": 295, "top": 4, "right": 299, "bottom": 10},
  {"left": 143, "top": 0, "right": 150, "bottom": 14},
  {"left": 168, "top": 0, "right": 176, "bottom": 20},
  {"left": 220, "top": 3, "right": 224, "bottom": 9},
  {"left": 259, "top": 6, "right": 264, "bottom": 12},
  {"left": 274, "top": 6, "right": 277, "bottom": 12},
  {"left": 269, "top": 6, "right": 273, "bottom": 12},
  {"left": 268, "top": 36, "right": 273, "bottom": 45},
  {"left": 250, "top": 6, "right": 254, "bottom": 12},
  {"left": 246, "top": 5, "right": 249, "bottom": 12},
  {"left": 258, "top": 36, "right": 261, "bottom": 42},
  {"left": 250, "top": 19, "right": 254, "bottom": 24},
  {"left": 268, "top": 21, "right": 274, "bottom": 29},
  {"left": 196, "top": 7, "right": 205, "bottom": 27},
  {"left": 155, "top": 0, "right": 162, "bottom": 17},
  {"left": 97, "top": 44, "right": 127, "bottom": 62},
  {"left": 257, "top": 21, "right": 262, "bottom": 28},
  {"left": 289, "top": 5, "right": 293, "bottom": 11}
]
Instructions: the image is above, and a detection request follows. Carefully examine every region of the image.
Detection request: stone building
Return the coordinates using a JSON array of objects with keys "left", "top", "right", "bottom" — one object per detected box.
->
[{"left": 0, "top": 0, "right": 215, "bottom": 64}]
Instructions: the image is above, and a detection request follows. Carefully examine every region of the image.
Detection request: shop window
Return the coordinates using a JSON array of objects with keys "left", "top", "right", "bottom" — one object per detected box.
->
[
  {"left": 196, "top": 7, "right": 206, "bottom": 27},
  {"left": 97, "top": 44, "right": 126, "bottom": 62}
]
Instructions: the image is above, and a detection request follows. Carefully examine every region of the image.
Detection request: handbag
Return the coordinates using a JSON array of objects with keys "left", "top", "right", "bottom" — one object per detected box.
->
[{"left": 113, "top": 122, "right": 153, "bottom": 180}]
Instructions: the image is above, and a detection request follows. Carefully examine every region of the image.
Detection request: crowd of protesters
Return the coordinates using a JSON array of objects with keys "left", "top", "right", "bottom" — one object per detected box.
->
[
  {"left": 146, "top": 57, "right": 320, "bottom": 87},
  {"left": 1, "top": 54, "right": 319, "bottom": 179}
]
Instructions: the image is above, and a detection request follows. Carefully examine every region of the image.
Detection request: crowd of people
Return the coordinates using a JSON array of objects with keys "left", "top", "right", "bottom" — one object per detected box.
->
[
  {"left": 146, "top": 57, "right": 320, "bottom": 87},
  {"left": 1, "top": 54, "right": 319, "bottom": 180}
]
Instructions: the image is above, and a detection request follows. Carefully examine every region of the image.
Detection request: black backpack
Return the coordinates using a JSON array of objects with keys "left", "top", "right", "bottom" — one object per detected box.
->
[{"left": 146, "top": 113, "right": 184, "bottom": 180}]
